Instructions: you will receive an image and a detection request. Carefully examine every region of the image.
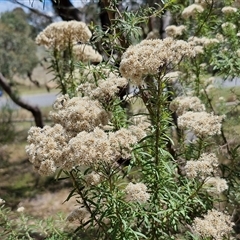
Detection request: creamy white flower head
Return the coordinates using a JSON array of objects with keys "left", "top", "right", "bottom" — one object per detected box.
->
[
  {"left": 222, "top": 22, "right": 237, "bottom": 31},
  {"left": 215, "top": 33, "right": 225, "bottom": 42},
  {"left": 170, "top": 96, "right": 205, "bottom": 116},
  {"left": 193, "top": 46, "right": 204, "bottom": 54},
  {"left": 26, "top": 124, "right": 68, "bottom": 175},
  {"left": 17, "top": 206, "right": 25, "bottom": 213},
  {"left": 163, "top": 71, "right": 182, "bottom": 83},
  {"left": 120, "top": 38, "right": 195, "bottom": 85},
  {"left": 67, "top": 207, "right": 90, "bottom": 223},
  {"left": 204, "top": 177, "right": 228, "bottom": 193},
  {"left": 182, "top": 4, "right": 204, "bottom": 19},
  {"left": 192, "top": 209, "right": 233, "bottom": 240},
  {"left": 50, "top": 96, "right": 110, "bottom": 133},
  {"left": 165, "top": 25, "right": 186, "bottom": 38},
  {"left": 146, "top": 30, "right": 160, "bottom": 40},
  {"left": 36, "top": 21, "right": 92, "bottom": 50},
  {"left": 222, "top": 6, "right": 237, "bottom": 14},
  {"left": 63, "top": 125, "right": 146, "bottom": 169},
  {"left": 85, "top": 171, "right": 102, "bottom": 186},
  {"left": 194, "top": 0, "right": 216, "bottom": 7},
  {"left": 0, "top": 198, "right": 5, "bottom": 205},
  {"left": 109, "top": 127, "right": 138, "bottom": 160},
  {"left": 63, "top": 127, "right": 114, "bottom": 168},
  {"left": 73, "top": 44, "right": 102, "bottom": 63},
  {"left": 125, "top": 182, "right": 150, "bottom": 203},
  {"left": 178, "top": 111, "right": 224, "bottom": 137},
  {"left": 188, "top": 36, "right": 219, "bottom": 47},
  {"left": 205, "top": 84, "right": 215, "bottom": 93},
  {"left": 219, "top": 96, "right": 225, "bottom": 102},
  {"left": 79, "top": 76, "right": 128, "bottom": 102},
  {"left": 185, "top": 152, "right": 219, "bottom": 179}
]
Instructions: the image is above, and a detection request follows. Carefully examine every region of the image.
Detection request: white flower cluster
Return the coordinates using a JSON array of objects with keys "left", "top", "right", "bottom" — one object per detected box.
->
[
  {"left": 26, "top": 124, "right": 68, "bottom": 175},
  {"left": 66, "top": 207, "right": 90, "bottom": 223},
  {"left": 185, "top": 153, "right": 219, "bottom": 179},
  {"left": 125, "top": 182, "right": 150, "bottom": 203},
  {"left": 165, "top": 25, "right": 186, "bottom": 38},
  {"left": 221, "top": 22, "right": 237, "bottom": 31},
  {"left": 163, "top": 71, "right": 182, "bottom": 83},
  {"left": 85, "top": 171, "right": 102, "bottom": 186},
  {"left": 222, "top": 6, "right": 237, "bottom": 14},
  {"left": 50, "top": 95, "right": 110, "bottom": 133},
  {"left": 188, "top": 36, "right": 220, "bottom": 48},
  {"left": 78, "top": 76, "right": 128, "bottom": 102},
  {"left": 178, "top": 111, "right": 224, "bottom": 137},
  {"left": 120, "top": 38, "right": 195, "bottom": 85},
  {"left": 182, "top": 4, "right": 204, "bottom": 19},
  {"left": 0, "top": 198, "right": 5, "bottom": 205},
  {"left": 36, "top": 21, "right": 92, "bottom": 50},
  {"left": 169, "top": 96, "right": 205, "bottom": 116},
  {"left": 26, "top": 97, "right": 147, "bottom": 174},
  {"left": 192, "top": 209, "right": 233, "bottom": 240},
  {"left": 194, "top": 0, "right": 217, "bottom": 7},
  {"left": 204, "top": 176, "right": 228, "bottom": 194},
  {"left": 73, "top": 44, "right": 102, "bottom": 63}
]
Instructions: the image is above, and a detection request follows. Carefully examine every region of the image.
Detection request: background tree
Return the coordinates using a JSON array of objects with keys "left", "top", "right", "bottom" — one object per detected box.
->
[{"left": 0, "top": 8, "right": 43, "bottom": 127}]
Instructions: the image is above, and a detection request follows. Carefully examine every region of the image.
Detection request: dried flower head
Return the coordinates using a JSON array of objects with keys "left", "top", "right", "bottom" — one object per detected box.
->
[
  {"left": 50, "top": 95, "right": 110, "bottom": 133},
  {"left": 63, "top": 125, "right": 146, "bottom": 168},
  {"left": 185, "top": 152, "right": 219, "bottom": 179},
  {"left": 163, "top": 71, "right": 182, "bottom": 83},
  {"left": 178, "top": 111, "right": 224, "bottom": 137},
  {"left": 146, "top": 30, "right": 160, "bottom": 40},
  {"left": 36, "top": 21, "right": 92, "bottom": 50},
  {"left": 165, "top": 25, "right": 186, "bottom": 38},
  {"left": 204, "top": 177, "right": 228, "bottom": 194},
  {"left": 195, "top": 0, "right": 217, "bottom": 7},
  {"left": 222, "top": 22, "right": 237, "bottom": 31},
  {"left": 0, "top": 198, "right": 5, "bottom": 205},
  {"left": 85, "top": 172, "right": 102, "bottom": 186},
  {"left": 120, "top": 38, "right": 195, "bottom": 85},
  {"left": 222, "top": 6, "right": 237, "bottom": 14},
  {"left": 109, "top": 127, "right": 144, "bottom": 160},
  {"left": 188, "top": 36, "right": 220, "bottom": 47},
  {"left": 78, "top": 76, "right": 128, "bottom": 103},
  {"left": 67, "top": 207, "right": 90, "bottom": 223},
  {"left": 26, "top": 124, "right": 68, "bottom": 175},
  {"left": 63, "top": 127, "right": 113, "bottom": 168},
  {"left": 192, "top": 209, "right": 233, "bottom": 240},
  {"left": 170, "top": 96, "right": 205, "bottom": 116},
  {"left": 73, "top": 44, "right": 102, "bottom": 63},
  {"left": 182, "top": 4, "right": 204, "bottom": 19},
  {"left": 125, "top": 182, "right": 150, "bottom": 203},
  {"left": 16, "top": 206, "right": 25, "bottom": 213}
]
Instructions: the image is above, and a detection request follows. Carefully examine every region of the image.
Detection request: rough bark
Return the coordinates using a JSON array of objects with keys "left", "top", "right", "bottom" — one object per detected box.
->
[
  {"left": 50, "top": 0, "right": 82, "bottom": 21},
  {"left": 0, "top": 73, "right": 43, "bottom": 128}
]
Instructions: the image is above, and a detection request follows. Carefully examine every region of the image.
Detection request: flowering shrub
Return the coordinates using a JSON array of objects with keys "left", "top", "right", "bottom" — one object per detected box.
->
[{"left": 23, "top": 0, "right": 240, "bottom": 239}]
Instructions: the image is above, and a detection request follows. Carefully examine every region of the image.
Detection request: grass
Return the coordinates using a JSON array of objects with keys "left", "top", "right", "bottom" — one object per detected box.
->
[{"left": 209, "top": 86, "right": 240, "bottom": 104}]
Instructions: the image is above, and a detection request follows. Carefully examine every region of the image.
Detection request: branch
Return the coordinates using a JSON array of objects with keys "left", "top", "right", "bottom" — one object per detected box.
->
[
  {"left": 8, "top": 0, "right": 53, "bottom": 21},
  {"left": 0, "top": 72, "right": 44, "bottom": 128}
]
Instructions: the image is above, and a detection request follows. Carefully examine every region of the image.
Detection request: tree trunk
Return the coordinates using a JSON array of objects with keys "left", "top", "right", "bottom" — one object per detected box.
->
[
  {"left": 0, "top": 73, "right": 43, "bottom": 128},
  {"left": 50, "top": 0, "right": 82, "bottom": 21}
]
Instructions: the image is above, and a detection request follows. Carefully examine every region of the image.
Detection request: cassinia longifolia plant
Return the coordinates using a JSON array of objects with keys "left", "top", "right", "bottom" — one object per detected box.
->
[{"left": 23, "top": 0, "right": 240, "bottom": 239}]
